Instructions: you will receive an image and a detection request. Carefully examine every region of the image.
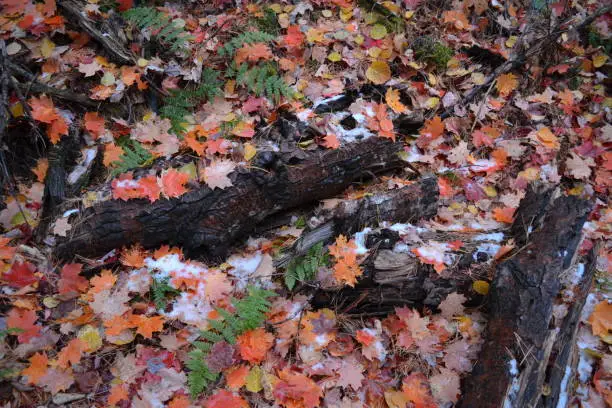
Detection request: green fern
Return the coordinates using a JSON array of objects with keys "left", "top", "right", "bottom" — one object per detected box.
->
[
  {"left": 150, "top": 277, "right": 179, "bottom": 310},
  {"left": 232, "top": 62, "right": 293, "bottom": 102},
  {"left": 218, "top": 30, "right": 276, "bottom": 58},
  {"left": 187, "top": 286, "right": 275, "bottom": 398},
  {"left": 111, "top": 138, "right": 153, "bottom": 176},
  {"left": 284, "top": 242, "right": 330, "bottom": 290},
  {"left": 253, "top": 7, "right": 281, "bottom": 35},
  {"left": 124, "top": 7, "right": 193, "bottom": 52},
  {"left": 159, "top": 68, "right": 222, "bottom": 134}
]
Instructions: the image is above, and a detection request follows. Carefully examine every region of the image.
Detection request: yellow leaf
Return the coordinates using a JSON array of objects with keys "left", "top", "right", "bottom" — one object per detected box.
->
[
  {"left": 505, "top": 36, "right": 518, "bottom": 48},
  {"left": 535, "top": 127, "right": 559, "bottom": 149},
  {"left": 366, "top": 60, "right": 391, "bottom": 85},
  {"left": 483, "top": 185, "right": 497, "bottom": 197},
  {"left": 137, "top": 58, "right": 149, "bottom": 67},
  {"left": 40, "top": 37, "right": 55, "bottom": 59},
  {"left": 385, "top": 88, "right": 407, "bottom": 114},
  {"left": 340, "top": 8, "right": 352, "bottom": 22},
  {"left": 244, "top": 143, "right": 257, "bottom": 161},
  {"left": 10, "top": 102, "right": 24, "bottom": 118},
  {"left": 471, "top": 72, "right": 486, "bottom": 85},
  {"left": 78, "top": 325, "right": 103, "bottom": 352},
  {"left": 370, "top": 24, "right": 387, "bottom": 40},
  {"left": 472, "top": 280, "right": 489, "bottom": 295},
  {"left": 328, "top": 51, "right": 342, "bottom": 62},
  {"left": 425, "top": 97, "right": 439, "bottom": 109},
  {"left": 245, "top": 366, "right": 263, "bottom": 392},
  {"left": 593, "top": 53, "right": 608, "bottom": 68}
]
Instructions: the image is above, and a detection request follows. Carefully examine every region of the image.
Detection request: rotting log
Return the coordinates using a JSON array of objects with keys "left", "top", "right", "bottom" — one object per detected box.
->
[
  {"left": 460, "top": 184, "right": 593, "bottom": 408},
  {"left": 310, "top": 248, "right": 475, "bottom": 314},
  {"left": 275, "top": 176, "right": 439, "bottom": 268},
  {"left": 55, "top": 138, "right": 430, "bottom": 260}
]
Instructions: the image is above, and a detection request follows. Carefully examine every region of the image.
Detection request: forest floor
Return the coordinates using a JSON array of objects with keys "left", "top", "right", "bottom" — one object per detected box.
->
[{"left": 0, "top": 0, "right": 611, "bottom": 407}]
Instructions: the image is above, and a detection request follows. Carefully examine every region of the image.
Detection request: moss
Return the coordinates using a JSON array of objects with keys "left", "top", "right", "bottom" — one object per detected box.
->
[{"left": 413, "top": 36, "right": 454, "bottom": 69}]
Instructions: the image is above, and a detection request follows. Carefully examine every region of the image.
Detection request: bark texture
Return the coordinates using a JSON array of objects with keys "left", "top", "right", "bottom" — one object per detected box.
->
[
  {"left": 55, "top": 138, "right": 410, "bottom": 260},
  {"left": 460, "top": 185, "right": 593, "bottom": 408}
]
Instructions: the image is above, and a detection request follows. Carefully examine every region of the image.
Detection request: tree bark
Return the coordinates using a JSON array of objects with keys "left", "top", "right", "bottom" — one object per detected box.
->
[
  {"left": 460, "top": 184, "right": 593, "bottom": 408},
  {"left": 55, "top": 138, "right": 414, "bottom": 260}
]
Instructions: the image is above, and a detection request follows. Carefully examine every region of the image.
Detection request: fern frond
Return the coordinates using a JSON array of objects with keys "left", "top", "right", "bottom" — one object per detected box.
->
[
  {"left": 218, "top": 30, "right": 276, "bottom": 58},
  {"left": 111, "top": 138, "right": 153, "bottom": 176},
  {"left": 284, "top": 242, "right": 329, "bottom": 290},
  {"left": 185, "top": 285, "right": 275, "bottom": 398},
  {"left": 234, "top": 62, "right": 293, "bottom": 103},
  {"left": 124, "top": 7, "right": 193, "bottom": 52},
  {"left": 159, "top": 68, "right": 222, "bottom": 134}
]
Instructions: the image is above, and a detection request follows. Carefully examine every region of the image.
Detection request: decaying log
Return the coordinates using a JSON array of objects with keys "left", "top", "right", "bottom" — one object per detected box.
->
[
  {"left": 275, "top": 176, "right": 439, "bottom": 268},
  {"left": 460, "top": 185, "right": 593, "bottom": 408},
  {"left": 310, "top": 248, "right": 474, "bottom": 314},
  {"left": 55, "top": 138, "right": 423, "bottom": 260}
]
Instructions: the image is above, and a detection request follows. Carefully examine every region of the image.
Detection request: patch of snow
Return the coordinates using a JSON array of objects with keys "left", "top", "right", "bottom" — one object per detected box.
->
[
  {"left": 556, "top": 365, "right": 572, "bottom": 408},
  {"left": 115, "top": 178, "right": 141, "bottom": 189},
  {"left": 474, "top": 232, "right": 504, "bottom": 242},
  {"left": 145, "top": 254, "right": 208, "bottom": 282},
  {"left": 164, "top": 292, "right": 213, "bottom": 328},
  {"left": 296, "top": 109, "right": 313, "bottom": 122},
  {"left": 393, "top": 242, "right": 410, "bottom": 253},
  {"left": 62, "top": 209, "right": 79, "bottom": 217},
  {"left": 473, "top": 243, "right": 501, "bottom": 260},
  {"left": 508, "top": 359, "right": 519, "bottom": 376},
  {"left": 313, "top": 94, "right": 345, "bottom": 109},
  {"left": 354, "top": 227, "right": 372, "bottom": 255},
  {"left": 577, "top": 350, "right": 594, "bottom": 383}
]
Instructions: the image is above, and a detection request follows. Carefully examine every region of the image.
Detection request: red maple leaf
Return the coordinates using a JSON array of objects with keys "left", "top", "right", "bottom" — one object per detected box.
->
[
  {"left": 2, "top": 260, "right": 38, "bottom": 288},
  {"left": 6, "top": 308, "right": 41, "bottom": 344},
  {"left": 58, "top": 263, "right": 88, "bottom": 296}
]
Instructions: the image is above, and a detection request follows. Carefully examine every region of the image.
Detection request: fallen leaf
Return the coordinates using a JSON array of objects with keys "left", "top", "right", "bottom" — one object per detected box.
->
[
  {"left": 57, "top": 338, "right": 87, "bottom": 368},
  {"left": 366, "top": 61, "right": 391, "bottom": 85},
  {"left": 58, "top": 263, "right": 88, "bottom": 296},
  {"left": 237, "top": 328, "right": 274, "bottom": 363},
  {"left": 22, "top": 352, "right": 49, "bottom": 385},
  {"left": 496, "top": 73, "right": 518, "bottom": 97},
  {"left": 202, "top": 159, "right": 236, "bottom": 190},
  {"left": 328, "top": 235, "right": 362, "bottom": 287},
  {"left": 7, "top": 308, "right": 41, "bottom": 343},
  {"left": 589, "top": 301, "right": 612, "bottom": 340}
]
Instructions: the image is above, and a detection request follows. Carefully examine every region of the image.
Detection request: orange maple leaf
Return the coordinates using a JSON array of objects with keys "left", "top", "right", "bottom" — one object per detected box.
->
[
  {"left": 386, "top": 88, "right": 407, "bottom": 114},
  {"left": 443, "top": 10, "right": 470, "bottom": 30},
  {"left": 58, "top": 263, "right": 88, "bottom": 296},
  {"left": 22, "top": 352, "right": 48, "bottom": 385},
  {"left": 492, "top": 206, "right": 516, "bottom": 224},
  {"left": 323, "top": 133, "right": 340, "bottom": 149},
  {"left": 132, "top": 315, "right": 165, "bottom": 339},
  {"left": 161, "top": 168, "right": 190, "bottom": 198},
  {"left": 29, "top": 95, "right": 59, "bottom": 124},
  {"left": 120, "top": 66, "right": 141, "bottom": 86},
  {"left": 47, "top": 115, "right": 68, "bottom": 144},
  {"left": 496, "top": 73, "right": 518, "bottom": 97},
  {"left": 83, "top": 112, "right": 105, "bottom": 139},
  {"left": 168, "top": 394, "right": 191, "bottom": 408},
  {"left": 103, "top": 313, "right": 135, "bottom": 336},
  {"left": 273, "top": 368, "right": 323, "bottom": 408},
  {"left": 402, "top": 372, "right": 437, "bottom": 408},
  {"left": 32, "top": 158, "right": 49, "bottom": 182},
  {"left": 589, "top": 301, "right": 612, "bottom": 339},
  {"left": 235, "top": 42, "right": 273, "bottom": 65},
  {"left": 417, "top": 116, "right": 444, "bottom": 148},
  {"left": 121, "top": 245, "right": 146, "bottom": 268},
  {"left": 107, "top": 383, "right": 129, "bottom": 405},
  {"left": 205, "top": 389, "right": 248, "bottom": 408},
  {"left": 225, "top": 365, "right": 249, "bottom": 390},
  {"left": 7, "top": 308, "right": 41, "bottom": 343},
  {"left": 237, "top": 327, "right": 274, "bottom": 364},
  {"left": 103, "top": 142, "right": 125, "bottom": 167},
  {"left": 90, "top": 269, "right": 117, "bottom": 294},
  {"left": 57, "top": 338, "right": 87, "bottom": 369},
  {"left": 328, "top": 235, "right": 362, "bottom": 287}
]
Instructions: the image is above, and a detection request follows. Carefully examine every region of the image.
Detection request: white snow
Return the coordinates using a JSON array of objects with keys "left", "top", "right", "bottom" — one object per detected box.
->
[
  {"left": 474, "top": 232, "right": 505, "bottom": 242},
  {"left": 62, "top": 209, "right": 79, "bottom": 217},
  {"left": 145, "top": 254, "right": 208, "bottom": 282},
  {"left": 115, "top": 178, "right": 141, "bottom": 189},
  {"left": 313, "top": 94, "right": 345, "bottom": 109},
  {"left": 508, "top": 359, "right": 519, "bottom": 376},
  {"left": 556, "top": 365, "right": 572, "bottom": 408},
  {"left": 473, "top": 243, "right": 501, "bottom": 260},
  {"left": 354, "top": 227, "right": 372, "bottom": 255}
]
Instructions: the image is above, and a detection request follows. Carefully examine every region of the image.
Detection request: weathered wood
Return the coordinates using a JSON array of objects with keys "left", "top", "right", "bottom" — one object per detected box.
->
[
  {"left": 310, "top": 247, "right": 473, "bottom": 314},
  {"left": 275, "top": 177, "right": 439, "bottom": 268},
  {"left": 460, "top": 185, "right": 593, "bottom": 408},
  {"left": 55, "top": 138, "right": 413, "bottom": 260},
  {"left": 539, "top": 248, "right": 597, "bottom": 408}
]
